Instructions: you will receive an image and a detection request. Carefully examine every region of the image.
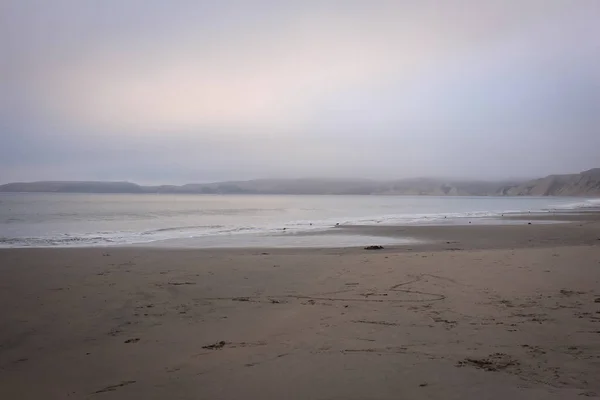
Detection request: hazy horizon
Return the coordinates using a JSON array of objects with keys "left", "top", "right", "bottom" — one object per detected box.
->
[
  {"left": 2, "top": 168, "right": 597, "bottom": 187},
  {"left": 2, "top": 1, "right": 600, "bottom": 184},
  {"left": 0, "top": 168, "right": 595, "bottom": 186}
]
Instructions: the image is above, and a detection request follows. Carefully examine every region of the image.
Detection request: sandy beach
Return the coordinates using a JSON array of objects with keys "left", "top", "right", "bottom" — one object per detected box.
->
[
  {"left": 5, "top": 0, "right": 600, "bottom": 397},
  {"left": 1, "top": 216, "right": 600, "bottom": 399}
]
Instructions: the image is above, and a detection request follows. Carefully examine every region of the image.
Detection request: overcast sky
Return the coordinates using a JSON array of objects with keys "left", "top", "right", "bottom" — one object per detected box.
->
[{"left": 1, "top": 0, "right": 599, "bottom": 184}]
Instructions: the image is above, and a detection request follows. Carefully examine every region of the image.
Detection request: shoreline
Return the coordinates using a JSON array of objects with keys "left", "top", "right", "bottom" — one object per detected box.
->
[
  {"left": 1, "top": 213, "right": 600, "bottom": 398},
  {"left": 2, "top": 218, "right": 599, "bottom": 255},
  {"left": 2, "top": 195, "right": 599, "bottom": 249},
  {"left": 3, "top": 209, "right": 600, "bottom": 250}
]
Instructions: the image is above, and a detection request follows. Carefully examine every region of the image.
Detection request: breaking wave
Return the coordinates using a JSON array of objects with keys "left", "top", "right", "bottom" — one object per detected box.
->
[
  {"left": 550, "top": 198, "right": 600, "bottom": 210},
  {"left": 2, "top": 193, "right": 596, "bottom": 248}
]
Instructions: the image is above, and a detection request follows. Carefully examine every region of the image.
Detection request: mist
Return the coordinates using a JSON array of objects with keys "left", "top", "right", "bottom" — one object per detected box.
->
[{"left": 2, "top": 0, "right": 600, "bottom": 184}]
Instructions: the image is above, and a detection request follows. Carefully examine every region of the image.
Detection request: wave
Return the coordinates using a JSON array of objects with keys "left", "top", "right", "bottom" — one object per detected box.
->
[
  {"left": 336, "top": 209, "right": 526, "bottom": 226},
  {"left": 0, "top": 222, "right": 323, "bottom": 248},
  {"left": 0, "top": 220, "right": 329, "bottom": 248},
  {"left": 550, "top": 198, "right": 600, "bottom": 210},
  {"left": 143, "top": 225, "right": 224, "bottom": 234},
  {"left": 1, "top": 201, "right": 585, "bottom": 248},
  {"left": 0, "top": 235, "right": 117, "bottom": 247}
]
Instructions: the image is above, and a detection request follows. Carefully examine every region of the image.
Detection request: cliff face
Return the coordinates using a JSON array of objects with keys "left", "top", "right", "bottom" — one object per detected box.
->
[
  {"left": 373, "top": 179, "right": 517, "bottom": 196},
  {"left": 502, "top": 169, "right": 600, "bottom": 196}
]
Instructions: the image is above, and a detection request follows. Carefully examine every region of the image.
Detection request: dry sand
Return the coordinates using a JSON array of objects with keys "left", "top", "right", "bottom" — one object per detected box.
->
[{"left": 1, "top": 217, "right": 600, "bottom": 399}]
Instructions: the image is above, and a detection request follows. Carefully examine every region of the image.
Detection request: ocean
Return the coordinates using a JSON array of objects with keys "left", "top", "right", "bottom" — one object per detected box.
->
[{"left": 0, "top": 193, "right": 598, "bottom": 248}]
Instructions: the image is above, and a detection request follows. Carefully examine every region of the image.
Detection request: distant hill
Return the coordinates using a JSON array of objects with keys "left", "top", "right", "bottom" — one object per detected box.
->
[
  {"left": 0, "top": 181, "right": 144, "bottom": 193},
  {"left": 1, "top": 169, "right": 599, "bottom": 196},
  {"left": 500, "top": 168, "right": 600, "bottom": 196}
]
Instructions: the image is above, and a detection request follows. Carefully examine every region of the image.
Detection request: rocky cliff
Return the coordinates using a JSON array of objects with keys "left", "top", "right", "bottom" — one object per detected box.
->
[{"left": 501, "top": 169, "right": 600, "bottom": 196}]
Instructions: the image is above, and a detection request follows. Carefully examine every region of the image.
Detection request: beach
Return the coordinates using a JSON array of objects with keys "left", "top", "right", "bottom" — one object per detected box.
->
[
  {"left": 5, "top": 0, "right": 600, "bottom": 397},
  {"left": 1, "top": 216, "right": 600, "bottom": 399}
]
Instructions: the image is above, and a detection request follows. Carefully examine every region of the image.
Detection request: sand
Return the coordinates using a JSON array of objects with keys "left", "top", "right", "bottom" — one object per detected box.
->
[{"left": 1, "top": 218, "right": 600, "bottom": 399}]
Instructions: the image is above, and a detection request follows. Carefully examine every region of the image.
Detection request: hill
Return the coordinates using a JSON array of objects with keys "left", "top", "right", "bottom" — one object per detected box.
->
[
  {"left": 0, "top": 181, "right": 144, "bottom": 193},
  {"left": 500, "top": 168, "right": 600, "bottom": 196},
  {"left": 1, "top": 169, "right": 599, "bottom": 196}
]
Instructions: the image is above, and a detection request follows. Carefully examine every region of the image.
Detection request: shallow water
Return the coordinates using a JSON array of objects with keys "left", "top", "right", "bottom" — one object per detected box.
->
[{"left": 0, "top": 193, "right": 597, "bottom": 248}]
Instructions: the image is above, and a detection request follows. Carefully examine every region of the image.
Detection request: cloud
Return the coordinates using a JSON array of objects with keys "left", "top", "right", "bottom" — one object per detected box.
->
[{"left": 2, "top": 0, "right": 600, "bottom": 182}]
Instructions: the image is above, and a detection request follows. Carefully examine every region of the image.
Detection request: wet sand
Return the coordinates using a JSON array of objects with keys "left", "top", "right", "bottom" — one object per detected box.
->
[{"left": 1, "top": 217, "right": 600, "bottom": 399}]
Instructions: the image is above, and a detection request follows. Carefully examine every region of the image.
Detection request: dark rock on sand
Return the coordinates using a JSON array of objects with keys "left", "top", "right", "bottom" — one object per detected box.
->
[{"left": 202, "top": 341, "right": 227, "bottom": 350}]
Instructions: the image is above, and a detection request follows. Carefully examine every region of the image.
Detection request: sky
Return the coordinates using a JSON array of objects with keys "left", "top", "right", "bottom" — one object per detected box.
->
[{"left": 1, "top": 0, "right": 600, "bottom": 184}]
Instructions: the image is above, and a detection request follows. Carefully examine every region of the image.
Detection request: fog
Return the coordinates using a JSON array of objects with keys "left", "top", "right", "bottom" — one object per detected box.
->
[{"left": 2, "top": 0, "right": 600, "bottom": 184}]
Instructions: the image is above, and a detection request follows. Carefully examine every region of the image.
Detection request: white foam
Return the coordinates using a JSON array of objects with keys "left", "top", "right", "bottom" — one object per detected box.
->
[
  {"left": 333, "top": 209, "right": 526, "bottom": 226},
  {"left": 0, "top": 209, "right": 530, "bottom": 248},
  {"left": 551, "top": 198, "right": 600, "bottom": 210},
  {"left": 2, "top": 197, "right": 594, "bottom": 248}
]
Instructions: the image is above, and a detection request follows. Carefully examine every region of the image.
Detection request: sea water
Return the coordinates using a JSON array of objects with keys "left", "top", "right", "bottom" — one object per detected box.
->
[{"left": 0, "top": 193, "right": 597, "bottom": 248}]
